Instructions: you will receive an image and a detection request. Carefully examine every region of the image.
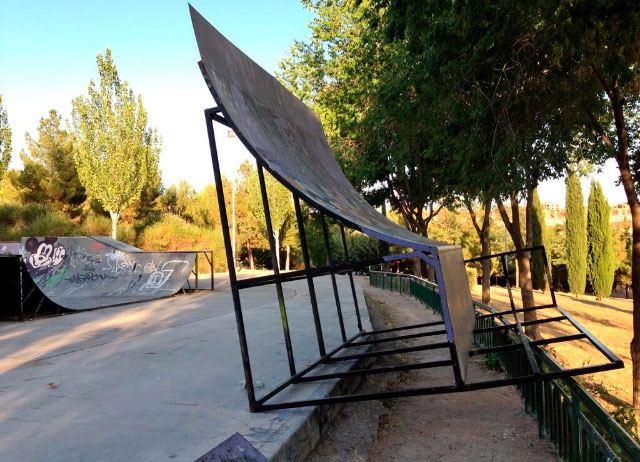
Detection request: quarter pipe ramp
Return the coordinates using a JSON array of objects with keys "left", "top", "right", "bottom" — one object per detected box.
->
[{"left": 20, "top": 236, "right": 197, "bottom": 311}]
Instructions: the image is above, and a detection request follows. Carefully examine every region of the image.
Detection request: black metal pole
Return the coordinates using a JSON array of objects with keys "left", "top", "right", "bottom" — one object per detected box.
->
[
  {"left": 501, "top": 254, "right": 517, "bottom": 312},
  {"left": 293, "top": 195, "right": 326, "bottom": 356},
  {"left": 257, "top": 162, "right": 297, "bottom": 376},
  {"left": 339, "top": 224, "right": 363, "bottom": 331},
  {"left": 320, "top": 213, "right": 347, "bottom": 342},
  {"left": 19, "top": 256, "right": 24, "bottom": 322},
  {"left": 500, "top": 254, "right": 541, "bottom": 374},
  {"left": 205, "top": 108, "right": 257, "bottom": 411}
]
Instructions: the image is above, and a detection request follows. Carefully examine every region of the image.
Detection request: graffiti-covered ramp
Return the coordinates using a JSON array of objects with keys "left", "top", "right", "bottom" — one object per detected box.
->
[{"left": 21, "top": 237, "right": 196, "bottom": 311}]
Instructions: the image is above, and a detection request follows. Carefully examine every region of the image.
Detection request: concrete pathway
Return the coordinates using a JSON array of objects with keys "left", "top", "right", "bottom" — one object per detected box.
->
[{"left": 0, "top": 275, "right": 369, "bottom": 461}]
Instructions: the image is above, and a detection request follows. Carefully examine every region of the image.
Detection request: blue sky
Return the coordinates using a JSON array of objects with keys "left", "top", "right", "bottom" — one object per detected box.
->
[
  {"left": 0, "top": 1, "right": 313, "bottom": 190},
  {"left": 0, "top": 0, "right": 627, "bottom": 206}
]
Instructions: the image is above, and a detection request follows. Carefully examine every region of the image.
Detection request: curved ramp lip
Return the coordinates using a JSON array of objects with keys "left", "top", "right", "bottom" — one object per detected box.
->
[{"left": 190, "top": 5, "right": 446, "bottom": 254}]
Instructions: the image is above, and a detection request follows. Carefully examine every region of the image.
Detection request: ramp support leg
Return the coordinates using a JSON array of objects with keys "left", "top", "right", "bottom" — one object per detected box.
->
[
  {"left": 205, "top": 108, "right": 257, "bottom": 411},
  {"left": 340, "top": 224, "right": 362, "bottom": 332},
  {"left": 257, "top": 162, "right": 297, "bottom": 376},
  {"left": 293, "top": 195, "right": 326, "bottom": 356},
  {"left": 321, "top": 213, "right": 347, "bottom": 342}
]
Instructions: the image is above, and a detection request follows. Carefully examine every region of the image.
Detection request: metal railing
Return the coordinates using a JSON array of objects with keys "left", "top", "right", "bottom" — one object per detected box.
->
[{"left": 370, "top": 270, "right": 640, "bottom": 462}]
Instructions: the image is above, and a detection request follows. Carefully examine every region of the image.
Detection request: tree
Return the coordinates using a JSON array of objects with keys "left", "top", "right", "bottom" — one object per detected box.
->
[
  {"left": 533, "top": 0, "right": 640, "bottom": 408},
  {"left": 565, "top": 171, "right": 588, "bottom": 297},
  {"left": 278, "top": 0, "right": 451, "bottom": 258},
  {"left": 236, "top": 162, "right": 265, "bottom": 270},
  {"left": 246, "top": 164, "right": 293, "bottom": 269},
  {"left": 14, "top": 110, "right": 85, "bottom": 212},
  {"left": 466, "top": 200, "right": 492, "bottom": 304},
  {"left": 0, "top": 94, "right": 11, "bottom": 181},
  {"left": 587, "top": 180, "right": 615, "bottom": 299},
  {"left": 71, "top": 48, "right": 160, "bottom": 239},
  {"left": 531, "top": 190, "right": 550, "bottom": 292}
]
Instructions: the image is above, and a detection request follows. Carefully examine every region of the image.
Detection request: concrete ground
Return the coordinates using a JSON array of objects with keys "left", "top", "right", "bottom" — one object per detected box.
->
[{"left": 0, "top": 274, "right": 369, "bottom": 461}]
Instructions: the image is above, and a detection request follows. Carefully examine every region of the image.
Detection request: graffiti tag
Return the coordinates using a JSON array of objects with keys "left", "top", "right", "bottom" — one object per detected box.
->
[
  {"left": 28, "top": 242, "right": 66, "bottom": 269},
  {"left": 140, "top": 260, "right": 190, "bottom": 291}
]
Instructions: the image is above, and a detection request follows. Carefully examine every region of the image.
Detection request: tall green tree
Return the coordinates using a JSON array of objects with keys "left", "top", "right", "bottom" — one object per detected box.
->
[
  {"left": 614, "top": 224, "right": 633, "bottom": 298},
  {"left": 14, "top": 110, "right": 85, "bottom": 212},
  {"left": 0, "top": 94, "right": 11, "bottom": 181},
  {"left": 246, "top": 164, "right": 293, "bottom": 269},
  {"left": 531, "top": 190, "right": 550, "bottom": 291},
  {"left": 237, "top": 161, "right": 265, "bottom": 270},
  {"left": 278, "top": 0, "right": 451, "bottom": 248},
  {"left": 466, "top": 199, "right": 492, "bottom": 303},
  {"left": 565, "top": 171, "right": 587, "bottom": 297},
  {"left": 71, "top": 48, "right": 160, "bottom": 239},
  {"left": 587, "top": 180, "right": 615, "bottom": 299}
]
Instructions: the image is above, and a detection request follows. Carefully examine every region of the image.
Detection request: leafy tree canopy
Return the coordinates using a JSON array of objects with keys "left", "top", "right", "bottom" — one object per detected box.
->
[
  {"left": 71, "top": 48, "right": 160, "bottom": 238},
  {"left": 14, "top": 110, "right": 85, "bottom": 212},
  {"left": 0, "top": 94, "right": 12, "bottom": 182}
]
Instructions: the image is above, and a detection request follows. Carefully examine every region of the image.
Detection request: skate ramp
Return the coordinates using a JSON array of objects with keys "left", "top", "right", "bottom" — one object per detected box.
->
[
  {"left": 21, "top": 237, "right": 196, "bottom": 310},
  {"left": 190, "top": 7, "right": 476, "bottom": 380}
]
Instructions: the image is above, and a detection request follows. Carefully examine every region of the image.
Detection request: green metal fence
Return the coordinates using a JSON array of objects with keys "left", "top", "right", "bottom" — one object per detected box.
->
[{"left": 370, "top": 271, "right": 640, "bottom": 462}]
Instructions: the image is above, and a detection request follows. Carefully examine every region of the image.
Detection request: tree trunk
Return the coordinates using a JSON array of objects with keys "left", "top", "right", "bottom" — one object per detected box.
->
[
  {"left": 587, "top": 68, "right": 640, "bottom": 408},
  {"left": 248, "top": 242, "right": 254, "bottom": 271},
  {"left": 496, "top": 194, "right": 539, "bottom": 339},
  {"left": 413, "top": 257, "right": 422, "bottom": 278},
  {"left": 480, "top": 203, "right": 492, "bottom": 304},
  {"left": 620, "top": 162, "right": 640, "bottom": 408},
  {"left": 274, "top": 229, "right": 281, "bottom": 270},
  {"left": 467, "top": 200, "right": 492, "bottom": 304},
  {"left": 285, "top": 244, "right": 290, "bottom": 271},
  {"left": 109, "top": 210, "right": 119, "bottom": 240}
]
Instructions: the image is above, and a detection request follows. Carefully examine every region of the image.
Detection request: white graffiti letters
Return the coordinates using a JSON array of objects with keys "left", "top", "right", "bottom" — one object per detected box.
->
[
  {"left": 52, "top": 246, "right": 66, "bottom": 266},
  {"left": 104, "top": 250, "right": 136, "bottom": 274},
  {"left": 29, "top": 243, "right": 66, "bottom": 269},
  {"left": 140, "top": 260, "right": 189, "bottom": 291}
]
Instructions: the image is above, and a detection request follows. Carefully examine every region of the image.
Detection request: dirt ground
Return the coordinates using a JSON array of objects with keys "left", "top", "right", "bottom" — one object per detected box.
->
[
  {"left": 470, "top": 285, "right": 633, "bottom": 411},
  {"left": 307, "top": 279, "right": 559, "bottom": 462}
]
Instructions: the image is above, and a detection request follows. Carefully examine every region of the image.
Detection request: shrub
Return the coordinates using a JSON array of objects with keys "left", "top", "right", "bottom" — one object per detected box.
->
[
  {"left": 0, "top": 203, "right": 20, "bottom": 226},
  {"left": 20, "top": 211, "right": 80, "bottom": 238},
  {"left": 0, "top": 203, "right": 76, "bottom": 240},
  {"left": 20, "top": 203, "right": 49, "bottom": 224},
  {"left": 137, "top": 213, "right": 226, "bottom": 272},
  {"left": 82, "top": 213, "right": 111, "bottom": 236}
]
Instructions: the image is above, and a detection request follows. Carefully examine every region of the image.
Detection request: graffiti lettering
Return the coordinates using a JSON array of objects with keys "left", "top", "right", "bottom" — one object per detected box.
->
[
  {"left": 140, "top": 260, "right": 190, "bottom": 291},
  {"left": 66, "top": 272, "right": 118, "bottom": 284},
  {"left": 104, "top": 250, "right": 136, "bottom": 274}
]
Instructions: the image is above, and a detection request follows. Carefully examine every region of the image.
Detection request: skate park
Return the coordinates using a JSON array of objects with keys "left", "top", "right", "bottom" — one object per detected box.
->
[
  {"left": 0, "top": 272, "right": 370, "bottom": 461},
  {"left": 0, "top": 4, "right": 638, "bottom": 462}
]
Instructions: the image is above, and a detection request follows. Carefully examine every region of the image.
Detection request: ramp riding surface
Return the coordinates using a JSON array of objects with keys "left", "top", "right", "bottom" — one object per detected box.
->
[{"left": 21, "top": 237, "right": 196, "bottom": 310}]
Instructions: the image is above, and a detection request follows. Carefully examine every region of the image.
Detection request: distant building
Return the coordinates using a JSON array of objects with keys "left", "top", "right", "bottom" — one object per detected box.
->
[
  {"left": 540, "top": 202, "right": 631, "bottom": 227},
  {"left": 542, "top": 202, "right": 565, "bottom": 227},
  {"left": 469, "top": 201, "right": 630, "bottom": 228},
  {"left": 610, "top": 203, "right": 632, "bottom": 223}
]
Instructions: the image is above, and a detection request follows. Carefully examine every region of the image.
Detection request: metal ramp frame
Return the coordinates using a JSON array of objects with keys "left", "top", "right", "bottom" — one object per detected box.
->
[{"left": 190, "top": 6, "right": 622, "bottom": 412}]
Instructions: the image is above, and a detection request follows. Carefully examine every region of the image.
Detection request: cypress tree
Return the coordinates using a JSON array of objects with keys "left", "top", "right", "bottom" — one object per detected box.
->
[
  {"left": 531, "top": 190, "right": 550, "bottom": 291},
  {"left": 565, "top": 171, "right": 587, "bottom": 297},
  {"left": 587, "top": 180, "right": 615, "bottom": 299}
]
